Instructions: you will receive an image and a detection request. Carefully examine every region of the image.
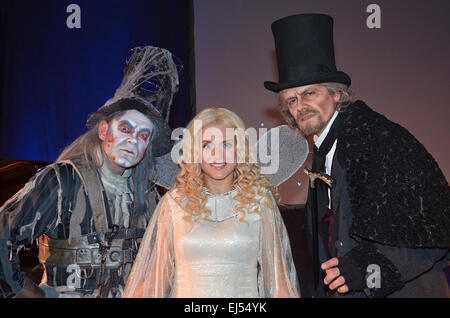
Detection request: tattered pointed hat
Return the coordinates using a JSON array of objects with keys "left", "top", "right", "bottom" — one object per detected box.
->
[{"left": 86, "top": 46, "right": 180, "bottom": 157}]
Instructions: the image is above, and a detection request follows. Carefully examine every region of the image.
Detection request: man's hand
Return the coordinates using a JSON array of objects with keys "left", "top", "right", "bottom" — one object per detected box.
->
[{"left": 321, "top": 257, "right": 349, "bottom": 294}]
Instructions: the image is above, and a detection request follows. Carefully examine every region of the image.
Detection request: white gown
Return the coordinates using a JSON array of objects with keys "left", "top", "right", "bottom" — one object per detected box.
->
[{"left": 123, "top": 187, "right": 300, "bottom": 298}]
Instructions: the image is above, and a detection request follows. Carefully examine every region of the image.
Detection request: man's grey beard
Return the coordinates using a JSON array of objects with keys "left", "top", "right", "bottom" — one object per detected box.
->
[
  {"left": 296, "top": 112, "right": 326, "bottom": 137},
  {"left": 297, "top": 121, "right": 326, "bottom": 137}
]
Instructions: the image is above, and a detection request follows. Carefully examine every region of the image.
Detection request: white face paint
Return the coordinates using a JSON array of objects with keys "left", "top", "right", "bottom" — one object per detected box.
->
[{"left": 101, "top": 110, "right": 153, "bottom": 171}]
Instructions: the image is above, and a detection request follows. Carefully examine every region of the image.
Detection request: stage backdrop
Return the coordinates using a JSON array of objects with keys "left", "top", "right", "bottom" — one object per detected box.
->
[
  {"left": 193, "top": 0, "right": 450, "bottom": 204},
  {"left": 0, "top": 0, "right": 195, "bottom": 163}
]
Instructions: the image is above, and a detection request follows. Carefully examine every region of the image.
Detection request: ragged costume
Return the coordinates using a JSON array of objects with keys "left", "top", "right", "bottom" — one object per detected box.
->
[{"left": 0, "top": 46, "right": 180, "bottom": 298}]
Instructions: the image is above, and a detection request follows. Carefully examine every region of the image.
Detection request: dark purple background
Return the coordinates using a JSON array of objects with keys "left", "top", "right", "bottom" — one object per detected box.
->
[{"left": 194, "top": 0, "right": 450, "bottom": 204}]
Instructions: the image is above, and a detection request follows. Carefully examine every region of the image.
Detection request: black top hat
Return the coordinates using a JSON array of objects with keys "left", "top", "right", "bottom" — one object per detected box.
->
[{"left": 264, "top": 13, "right": 351, "bottom": 92}]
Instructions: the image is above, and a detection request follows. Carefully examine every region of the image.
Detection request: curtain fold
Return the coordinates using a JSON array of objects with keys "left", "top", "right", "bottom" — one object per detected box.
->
[{"left": 0, "top": 0, "right": 195, "bottom": 162}]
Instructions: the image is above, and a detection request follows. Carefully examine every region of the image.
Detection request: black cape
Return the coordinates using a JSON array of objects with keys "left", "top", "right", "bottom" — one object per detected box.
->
[{"left": 337, "top": 101, "right": 450, "bottom": 248}]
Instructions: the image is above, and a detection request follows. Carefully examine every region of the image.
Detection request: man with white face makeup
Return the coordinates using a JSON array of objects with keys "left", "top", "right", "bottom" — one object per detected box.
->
[
  {"left": 0, "top": 46, "right": 180, "bottom": 298},
  {"left": 99, "top": 110, "right": 154, "bottom": 175}
]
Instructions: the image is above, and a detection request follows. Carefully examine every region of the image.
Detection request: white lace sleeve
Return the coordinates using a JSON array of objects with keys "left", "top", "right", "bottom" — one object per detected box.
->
[
  {"left": 258, "top": 193, "right": 300, "bottom": 297},
  {"left": 123, "top": 193, "right": 175, "bottom": 297}
]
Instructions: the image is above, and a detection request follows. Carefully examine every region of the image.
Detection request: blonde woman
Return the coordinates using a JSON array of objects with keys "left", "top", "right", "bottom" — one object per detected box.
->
[{"left": 123, "top": 108, "right": 300, "bottom": 298}]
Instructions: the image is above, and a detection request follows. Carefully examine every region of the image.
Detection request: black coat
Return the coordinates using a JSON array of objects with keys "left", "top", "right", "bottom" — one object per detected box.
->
[{"left": 304, "top": 101, "right": 449, "bottom": 298}]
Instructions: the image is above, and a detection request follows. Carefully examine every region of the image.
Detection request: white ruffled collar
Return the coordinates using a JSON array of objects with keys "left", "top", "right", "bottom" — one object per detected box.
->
[{"left": 202, "top": 186, "right": 240, "bottom": 222}]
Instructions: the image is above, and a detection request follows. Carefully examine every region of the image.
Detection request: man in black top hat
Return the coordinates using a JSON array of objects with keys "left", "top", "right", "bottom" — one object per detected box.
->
[
  {"left": 0, "top": 46, "right": 180, "bottom": 298},
  {"left": 265, "top": 13, "right": 449, "bottom": 297}
]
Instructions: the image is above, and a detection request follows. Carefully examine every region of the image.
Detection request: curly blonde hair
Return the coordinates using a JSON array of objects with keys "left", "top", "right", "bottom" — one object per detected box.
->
[{"left": 174, "top": 107, "right": 278, "bottom": 223}]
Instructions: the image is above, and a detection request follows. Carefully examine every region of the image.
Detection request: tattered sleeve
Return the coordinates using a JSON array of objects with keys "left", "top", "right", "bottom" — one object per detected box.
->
[
  {"left": 123, "top": 192, "right": 175, "bottom": 297},
  {"left": 0, "top": 164, "right": 75, "bottom": 297},
  {"left": 258, "top": 193, "right": 300, "bottom": 298}
]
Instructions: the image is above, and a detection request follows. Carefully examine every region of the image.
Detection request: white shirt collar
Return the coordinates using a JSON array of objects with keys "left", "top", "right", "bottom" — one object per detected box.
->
[{"left": 314, "top": 111, "right": 339, "bottom": 148}]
